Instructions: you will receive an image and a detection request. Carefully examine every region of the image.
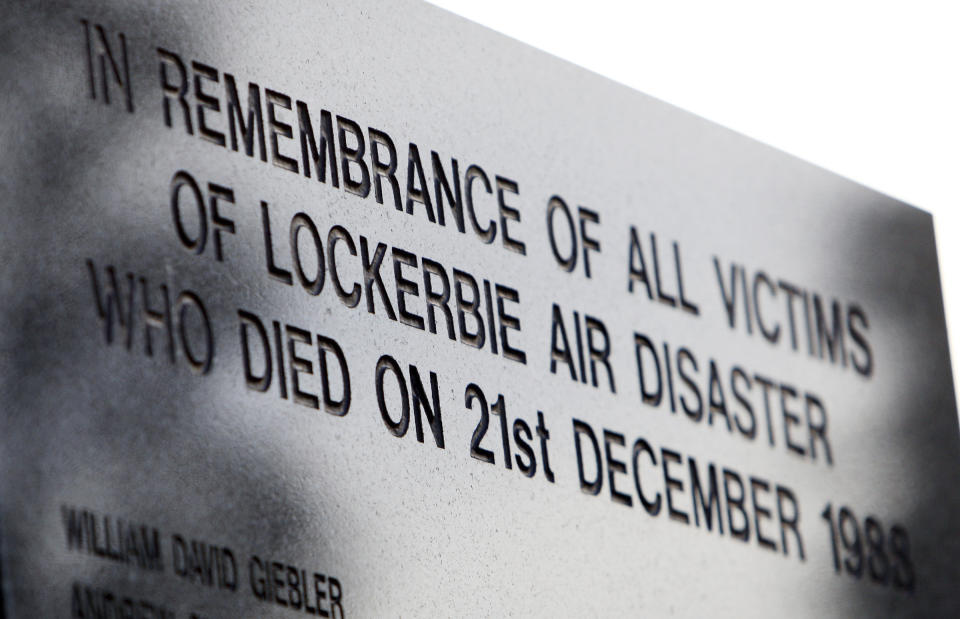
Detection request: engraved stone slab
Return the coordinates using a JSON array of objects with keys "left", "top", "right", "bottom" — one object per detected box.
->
[{"left": 1, "top": 1, "right": 958, "bottom": 616}]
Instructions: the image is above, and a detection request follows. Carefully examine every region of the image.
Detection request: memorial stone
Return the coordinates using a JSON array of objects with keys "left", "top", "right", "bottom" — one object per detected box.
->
[{"left": 1, "top": 1, "right": 958, "bottom": 616}]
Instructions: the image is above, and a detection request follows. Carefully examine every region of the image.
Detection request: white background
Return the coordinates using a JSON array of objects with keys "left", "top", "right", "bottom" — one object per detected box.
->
[{"left": 431, "top": 0, "right": 960, "bottom": 409}]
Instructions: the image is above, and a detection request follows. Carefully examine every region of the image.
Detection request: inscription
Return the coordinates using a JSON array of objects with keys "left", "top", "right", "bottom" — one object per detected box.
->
[
  {"left": 87, "top": 260, "right": 214, "bottom": 374},
  {"left": 7, "top": 9, "right": 938, "bottom": 616},
  {"left": 71, "top": 582, "right": 174, "bottom": 619},
  {"left": 155, "top": 48, "right": 527, "bottom": 255},
  {"left": 63, "top": 506, "right": 163, "bottom": 572},
  {"left": 81, "top": 20, "right": 134, "bottom": 113},
  {"left": 257, "top": 203, "right": 527, "bottom": 363},
  {"left": 248, "top": 556, "right": 343, "bottom": 618},
  {"left": 60, "top": 504, "right": 346, "bottom": 617},
  {"left": 572, "top": 420, "right": 806, "bottom": 560}
]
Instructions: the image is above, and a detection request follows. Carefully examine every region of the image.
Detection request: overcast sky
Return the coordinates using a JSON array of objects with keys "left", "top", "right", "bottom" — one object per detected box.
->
[{"left": 431, "top": 0, "right": 960, "bottom": 404}]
